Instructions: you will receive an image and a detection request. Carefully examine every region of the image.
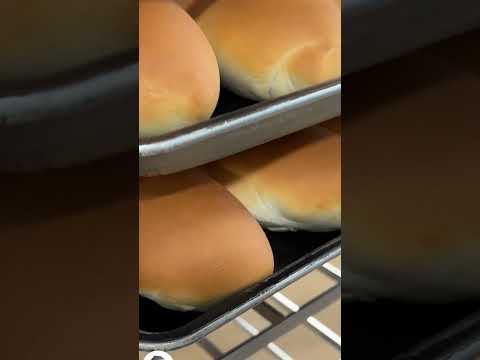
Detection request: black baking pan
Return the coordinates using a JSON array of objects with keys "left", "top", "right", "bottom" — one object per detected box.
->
[
  {"left": 0, "top": 52, "right": 137, "bottom": 172},
  {"left": 343, "top": 0, "right": 480, "bottom": 75},
  {"left": 139, "top": 230, "right": 341, "bottom": 352},
  {"left": 342, "top": 300, "right": 480, "bottom": 359}
]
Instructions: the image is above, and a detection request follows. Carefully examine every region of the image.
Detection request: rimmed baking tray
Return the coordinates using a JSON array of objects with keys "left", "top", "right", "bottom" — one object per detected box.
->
[
  {"left": 0, "top": 52, "right": 138, "bottom": 172},
  {"left": 139, "top": 230, "right": 341, "bottom": 352},
  {"left": 139, "top": 80, "right": 341, "bottom": 176}
]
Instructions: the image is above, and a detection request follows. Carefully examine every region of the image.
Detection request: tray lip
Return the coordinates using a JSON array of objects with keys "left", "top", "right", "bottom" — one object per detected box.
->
[
  {"left": 0, "top": 52, "right": 138, "bottom": 128},
  {"left": 139, "top": 235, "right": 341, "bottom": 352},
  {"left": 139, "top": 79, "right": 341, "bottom": 157}
]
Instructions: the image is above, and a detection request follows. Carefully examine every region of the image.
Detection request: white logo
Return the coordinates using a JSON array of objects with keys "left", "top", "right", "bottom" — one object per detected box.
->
[{"left": 144, "top": 350, "right": 174, "bottom": 360}]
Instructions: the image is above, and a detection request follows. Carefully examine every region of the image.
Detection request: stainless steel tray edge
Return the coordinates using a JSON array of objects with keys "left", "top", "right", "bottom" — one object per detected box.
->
[
  {"left": 0, "top": 63, "right": 137, "bottom": 127},
  {"left": 0, "top": 58, "right": 138, "bottom": 172},
  {"left": 139, "top": 80, "right": 341, "bottom": 176}
]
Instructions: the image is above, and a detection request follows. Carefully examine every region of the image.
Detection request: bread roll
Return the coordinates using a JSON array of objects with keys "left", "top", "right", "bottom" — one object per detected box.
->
[
  {"left": 139, "top": 0, "right": 220, "bottom": 139},
  {"left": 0, "top": 0, "right": 137, "bottom": 83},
  {"left": 206, "top": 125, "right": 341, "bottom": 231},
  {"left": 139, "top": 170, "right": 274, "bottom": 311},
  {"left": 197, "top": 0, "right": 341, "bottom": 100}
]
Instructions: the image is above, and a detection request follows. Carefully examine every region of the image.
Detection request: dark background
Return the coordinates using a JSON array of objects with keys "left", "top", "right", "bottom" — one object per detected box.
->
[
  {"left": 342, "top": 28, "right": 480, "bottom": 359},
  {"left": 0, "top": 72, "right": 138, "bottom": 360},
  {"left": 0, "top": 156, "right": 138, "bottom": 360}
]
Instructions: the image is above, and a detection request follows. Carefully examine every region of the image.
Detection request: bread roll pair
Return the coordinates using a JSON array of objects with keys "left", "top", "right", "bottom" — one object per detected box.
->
[
  {"left": 1, "top": 0, "right": 137, "bottom": 83},
  {"left": 139, "top": 0, "right": 220, "bottom": 139},
  {"left": 139, "top": 170, "right": 274, "bottom": 311},
  {"left": 140, "top": 123, "right": 341, "bottom": 310},
  {"left": 198, "top": 0, "right": 341, "bottom": 100},
  {"left": 139, "top": 0, "right": 340, "bottom": 138},
  {"left": 206, "top": 125, "right": 341, "bottom": 231}
]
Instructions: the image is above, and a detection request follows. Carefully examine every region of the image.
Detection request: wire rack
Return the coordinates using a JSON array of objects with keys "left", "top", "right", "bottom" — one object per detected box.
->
[{"left": 142, "top": 254, "right": 341, "bottom": 360}]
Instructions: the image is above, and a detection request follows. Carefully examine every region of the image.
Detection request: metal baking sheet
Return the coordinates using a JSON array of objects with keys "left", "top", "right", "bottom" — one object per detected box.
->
[
  {"left": 343, "top": 0, "right": 480, "bottom": 75},
  {"left": 0, "top": 53, "right": 137, "bottom": 172},
  {"left": 139, "top": 79, "right": 341, "bottom": 176},
  {"left": 139, "top": 231, "right": 341, "bottom": 352}
]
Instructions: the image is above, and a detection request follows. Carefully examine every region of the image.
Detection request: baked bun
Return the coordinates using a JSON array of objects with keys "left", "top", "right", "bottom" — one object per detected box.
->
[
  {"left": 1, "top": 0, "right": 137, "bottom": 83},
  {"left": 139, "top": 169, "right": 274, "bottom": 311},
  {"left": 197, "top": 0, "right": 341, "bottom": 100},
  {"left": 206, "top": 125, "right": 341, "bottom": 231},
  {"left": 139, "top": 0, "right": 220, "bottom": 139}
]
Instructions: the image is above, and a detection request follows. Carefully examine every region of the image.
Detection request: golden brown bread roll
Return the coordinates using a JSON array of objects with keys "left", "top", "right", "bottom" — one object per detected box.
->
[
  {"left": 0, "top": 0, "right": 137, "bottom": 83},
  {"left": 139, "top": 0, "right": 220, "bottom": 139},
  {"left": 197, "top": 0, "right": 341, "bottom": 100},
  {"left": 206, "top": 125, "right": 341, "bottom": 231},
  {"left": 139, "top": 170, "right": 274, "bottom": 311}
]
